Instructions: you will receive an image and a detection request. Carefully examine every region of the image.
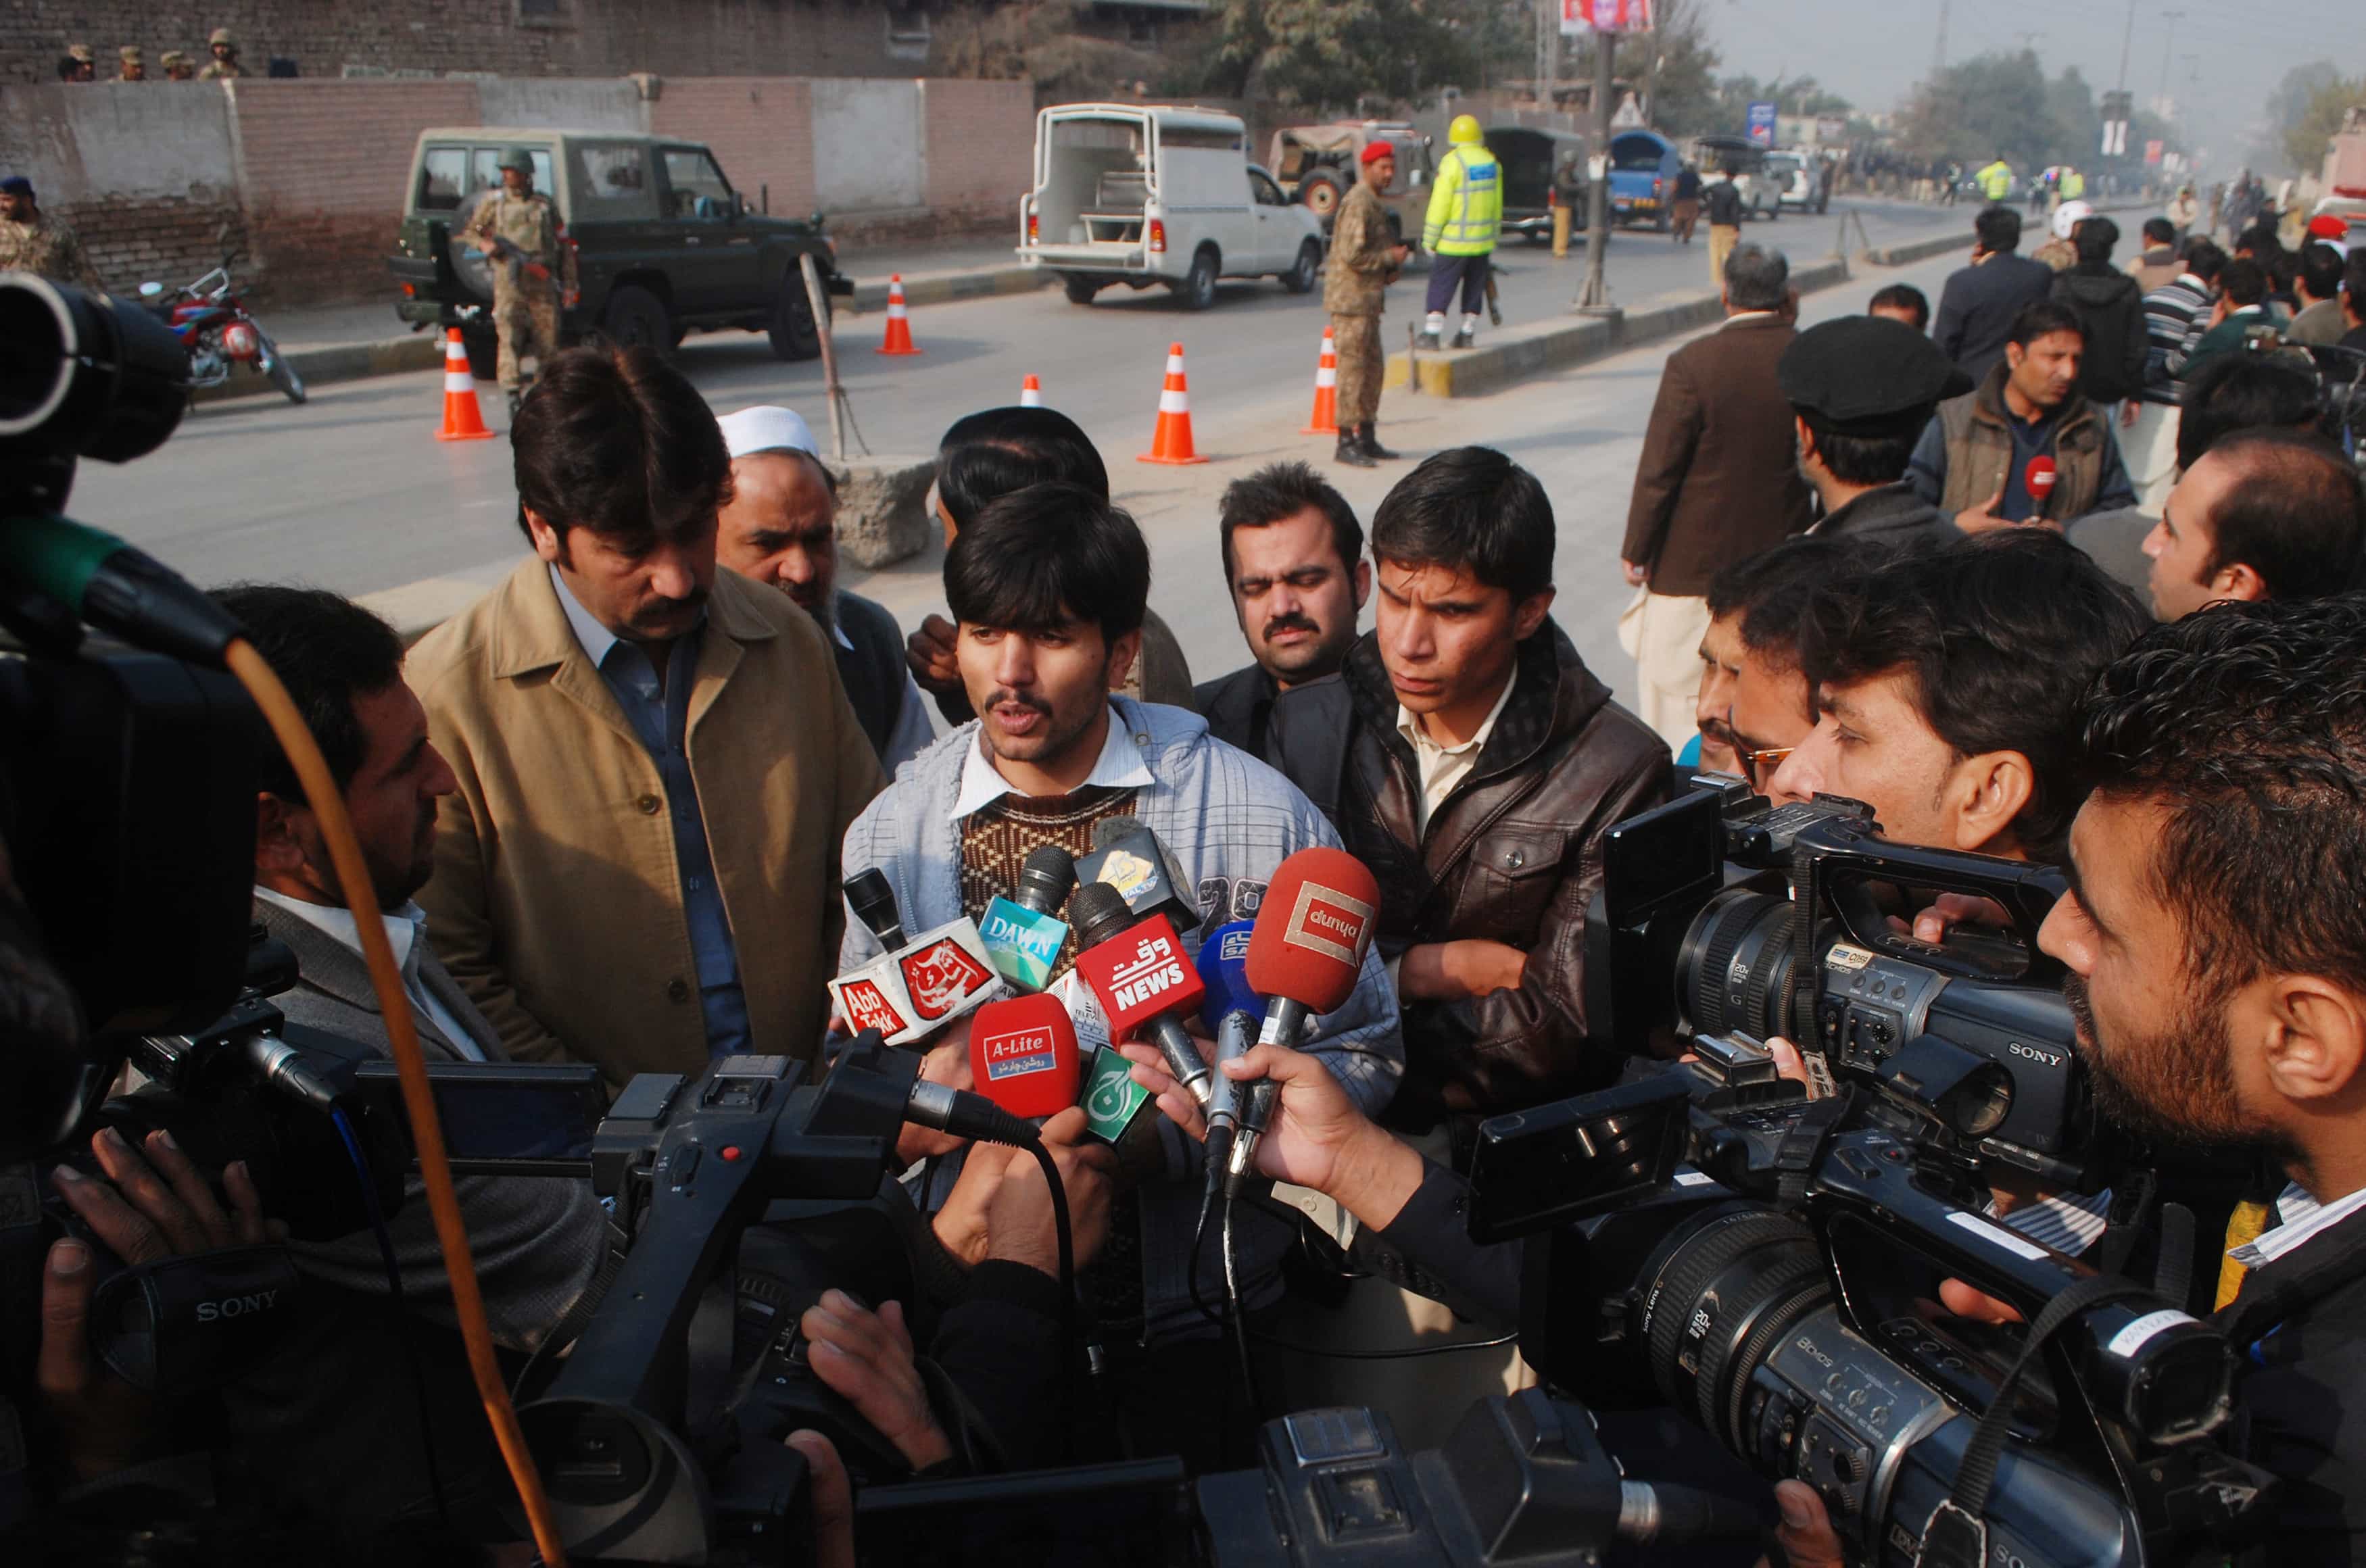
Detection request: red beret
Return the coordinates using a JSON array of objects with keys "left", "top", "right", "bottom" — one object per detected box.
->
[
  {"left": 1360, "top": 141, "right": 1395, "bottom": 166},
  {"left": 2308, "top": 214, "right": 2348, "bottom": 241}
]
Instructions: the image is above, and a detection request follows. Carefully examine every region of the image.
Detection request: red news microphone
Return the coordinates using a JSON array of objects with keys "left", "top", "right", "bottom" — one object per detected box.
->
[
  {"left": 966, "top": 993, "right": 1082, "bottom": 1121},
  {"left": 2025, "top": 454, "right": 2058, "bottom": 510},
  {"left": 1211, "top": 847, "right": 1381, "bottom": 1192},
  {"left": 1069, "top": 881, "right": 1213, "bottom": 1108}
]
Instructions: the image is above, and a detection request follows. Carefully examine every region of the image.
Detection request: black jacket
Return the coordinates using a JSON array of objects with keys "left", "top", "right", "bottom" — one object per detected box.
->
[
  {"left": 1194, "top": 662, "right": 1280, "bottom": 765},
  {"left": 1935, "top": 251, "right": 2056, "bottom": 383},
  {"left": 1702, "top": 179, "right": 1746, "bottom": 227},
  {"left": 1814, "top": 482, "right": 1960, "bottom": 551},
  {"left": 2051, "top": 263, "right": 2150, "bottom": 403},
  {"left": 833, "top": 589, "right": 913, "bottom": 764},
  {"left": 1267, "top": 622, "right": 1669, "bottom": 1127}
]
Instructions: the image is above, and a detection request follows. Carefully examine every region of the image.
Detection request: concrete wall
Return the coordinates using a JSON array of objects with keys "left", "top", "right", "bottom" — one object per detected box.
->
[{"left": 813, "top": 79, "right": 926, "bottom": 212}]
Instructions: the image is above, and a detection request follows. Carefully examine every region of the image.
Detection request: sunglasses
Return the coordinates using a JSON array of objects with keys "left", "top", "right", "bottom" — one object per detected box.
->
[{"left": 1736, "top": 743, "right": 1794, "bottom": 790}]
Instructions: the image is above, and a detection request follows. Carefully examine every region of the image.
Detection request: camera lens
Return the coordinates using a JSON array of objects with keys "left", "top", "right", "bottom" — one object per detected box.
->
[
  {"left": 1639, "top": 1205, "right": 1833, "bottom": 1452},
  {"left": 0, "top": 275, "right": 186, "bottom": 464},
  {"left": 1678, "top": 887, "right": 1801, "bottom": 1040}
]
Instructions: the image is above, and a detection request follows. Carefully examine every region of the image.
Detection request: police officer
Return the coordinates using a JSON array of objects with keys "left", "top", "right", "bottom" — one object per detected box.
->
[
  {"left": 0, "top": 176, "right": 103, "bottom": 292},
  {"left": 198, "top": 28, "right": 245, "bottom": 80},
  {"left": 116, "top": 45, "right": 145, "bottom": 82},
  {"left": 1326, "top": 141, "right": 1411, "bottom": 467},
  {"left": 460, "top": 147, "right": 576, "bottom": 415},
  {"left": 1975, "top": 154, "right": 2013, "bottom": 203},
  {"left": 1419, "top": 115, "right": 1501, "bottom": 350}
]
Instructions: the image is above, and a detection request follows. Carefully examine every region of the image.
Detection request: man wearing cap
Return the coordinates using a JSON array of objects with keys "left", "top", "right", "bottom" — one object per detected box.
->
[
  {"left": 715, "top": 405, "right": 935, "bottom": 773},
  {"left": 1325, "top": 138, "right": 1412, "bottom": 468},
  {"left": 1420, "top": 116, "right": 1501, "bottom": 351},
  {"left": 198, "top": 28, "right": 245, "bottom": 79},
  {"left": 116, "top": 45, "right": 145, "bottom": 82},
  {"left": 459, "top": 147, "right": 575, "bottom": 416},
  {"left": 161, "top": 50, "right": 195, "bottom": 81},
  {"left": 0, "top": 177, "right": 103, "bottom": 292},
  {"left": 1781, "top": 317, "right": 1961, "bottom": 550},
  {"left": 62, "top": 44, "right": 96, "bottom": 81}
]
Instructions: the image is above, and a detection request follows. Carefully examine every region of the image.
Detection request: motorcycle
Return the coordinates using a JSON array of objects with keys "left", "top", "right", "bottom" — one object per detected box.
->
[{"left": 137, "top": 264, "right": 307, "bottom": 405}]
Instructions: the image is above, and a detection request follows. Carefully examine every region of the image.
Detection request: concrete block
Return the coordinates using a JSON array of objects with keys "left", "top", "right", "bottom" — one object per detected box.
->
[{"left": 831, "top": 455, "right": 936, "bottom": 570}]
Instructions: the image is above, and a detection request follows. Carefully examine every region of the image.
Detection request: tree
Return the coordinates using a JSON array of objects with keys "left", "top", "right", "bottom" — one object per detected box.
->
[
  {"left": 938, "top": 1, "right": 1157, "bottom": 99},
  {"left": 1895, "top": 50, "right": 2096, "bottom": 172},
  {"left": 2279, "top": 70, "right": 2366, "bottom": 174},
  {"left": 1181, "top": 0, "right": 1518, "bottom": 111}
]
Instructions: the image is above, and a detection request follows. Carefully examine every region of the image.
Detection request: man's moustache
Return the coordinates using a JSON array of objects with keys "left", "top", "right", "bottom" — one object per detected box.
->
[
  {"left": 984, "top": 688, "right": 1051, "bottom": 716},
  {"left": 1263, "top": 614, "right": 1320, "bottom": 641}
]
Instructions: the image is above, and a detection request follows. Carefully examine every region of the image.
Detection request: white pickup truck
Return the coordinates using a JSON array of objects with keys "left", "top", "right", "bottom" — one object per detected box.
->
[{"left": 1018, "top": 103, "right": 1327, "bottom": 310}]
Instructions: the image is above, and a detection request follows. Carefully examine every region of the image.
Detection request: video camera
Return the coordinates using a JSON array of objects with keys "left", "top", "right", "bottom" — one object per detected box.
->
[{"left": 1455, "top": 778, "right": 2274, "bottom": 1566}]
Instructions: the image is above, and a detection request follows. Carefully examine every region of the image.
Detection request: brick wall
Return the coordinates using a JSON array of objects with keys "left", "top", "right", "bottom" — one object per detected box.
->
[
  {"left": 56, "top": 193, "right": 252, "bottom": 296},
  {"left": 650, "top": 76, "right": 818, "bottom": 219},
  {"left": 923, "top": 77, "right": 1032, "bottom": 224}
]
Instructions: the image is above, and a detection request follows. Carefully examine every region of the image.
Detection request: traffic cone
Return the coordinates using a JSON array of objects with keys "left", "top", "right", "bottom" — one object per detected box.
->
[
  {"left": 1137, "top": 341, "right": 1207, "bottom": 466},
  {"left": 1300, "top": 326, "right": 1338, "bottom": 435},
  {"left": 876, "top": 274, "right": 921, "bottom": 356},
  {"left": 1019, "top": 373, "right": 1043, "bottom": 408},
  {"left": 435, "top": 328, "right": 495, "bottom": 442}
]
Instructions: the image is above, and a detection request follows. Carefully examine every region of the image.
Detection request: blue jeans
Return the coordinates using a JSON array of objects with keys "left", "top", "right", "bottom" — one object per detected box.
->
[{"left": 1425, "top": 253, "right": 1491, "bottom": 317}]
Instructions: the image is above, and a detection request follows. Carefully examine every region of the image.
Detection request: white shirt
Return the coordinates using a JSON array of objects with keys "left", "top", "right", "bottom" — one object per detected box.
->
[
  {"left": 254, "top": 887, "right": 486, "bottom": 1061},
  {"left": 948, "top": 701, "right": 1157, "bottom": 822},
  {"left": 2227, "top": 1180, "right": 2366, "bottom": 1270},
  {"left": 1395, "top": 670, "right": 1518, "bottom": 836}
]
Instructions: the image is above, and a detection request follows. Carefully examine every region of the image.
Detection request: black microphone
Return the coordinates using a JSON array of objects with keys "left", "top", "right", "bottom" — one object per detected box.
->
[
  {"left": 1014, "top": 843, "right": 1077, "bottom": 916},
  {"left": 843, "top": 868, "right": 906, "bottom": 951},
  {"left": 980, "top": 844, "right": 1078, "bottom": 994},
  {"left": 1078, "top": 818, "right": 1202, "bottom": 939}
]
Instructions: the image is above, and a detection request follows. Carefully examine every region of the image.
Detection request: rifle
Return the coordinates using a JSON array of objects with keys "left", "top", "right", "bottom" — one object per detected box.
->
[{"left": 483, "top": 234, "right": 553, "bottom": 287}]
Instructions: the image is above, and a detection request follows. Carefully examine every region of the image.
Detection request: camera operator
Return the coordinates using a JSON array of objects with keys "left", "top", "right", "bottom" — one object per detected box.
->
[
  {"left": 210, "top": 584, "right": 612, "bottom": 1535},
  {"left": 1708, "top": 536, "right": 1864, "bottom": 793}
]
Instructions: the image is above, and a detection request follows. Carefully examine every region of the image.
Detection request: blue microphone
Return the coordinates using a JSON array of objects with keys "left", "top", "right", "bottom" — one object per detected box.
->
[{"left": 1194, "top": 921, "right": 1259, "bottom": 1036}]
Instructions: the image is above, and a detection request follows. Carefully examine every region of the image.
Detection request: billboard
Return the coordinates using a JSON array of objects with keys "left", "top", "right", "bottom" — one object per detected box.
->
[
  {"left": 1561, "top": 0, "right": 1654, "bottom": 33},
  {"left": 1746, "top": 101, "right": 1777, "bottom": 148}
]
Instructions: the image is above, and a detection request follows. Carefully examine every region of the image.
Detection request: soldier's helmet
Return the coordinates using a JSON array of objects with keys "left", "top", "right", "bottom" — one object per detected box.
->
[
  {"left": 120, "top": 45, "right": 143, "bottom": 62},
  {"left": 1448, "top": 114, "right": 1482, "bottom": 146},
  {"left": 497, "top": 146, "right": 537, "bottom": 175},
  {"left": 161, "top": 50, "right": 187, "bottom": 68},
  {"left": 210, "top": 28, "right": 237, "bottom": 47},
  {"left": 68, "top": 43, "right": 94, "bottom": 63}
]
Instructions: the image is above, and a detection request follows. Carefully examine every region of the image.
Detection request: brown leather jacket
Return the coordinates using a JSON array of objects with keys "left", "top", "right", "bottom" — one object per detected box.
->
[{"left": 1268, "top": 622, "right": 1669, "bottom": 1128}]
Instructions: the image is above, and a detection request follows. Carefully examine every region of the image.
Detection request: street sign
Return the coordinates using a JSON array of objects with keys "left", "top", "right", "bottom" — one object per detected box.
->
[
  {"left": 1561, "top": 0, "right": 1653, "bottom": 34},
  {"left": 1815, "top": 113, "right": 1848, "bottom": 145},
  {"left": 2144, "top": 139, "right": 2165, "bottom": 166},
  {"left": 1746, "top": 101, "right": 1777, "bottom": 148},
  {"left": 2101, "top": 120, "right": 2129, "bottom": 157}
]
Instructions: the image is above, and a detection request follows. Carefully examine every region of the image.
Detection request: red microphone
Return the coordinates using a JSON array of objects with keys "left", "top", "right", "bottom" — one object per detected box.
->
[
  {"left": 1069, "top": 882, "right": 1214, "bottom": 1106},
  {"left": 1214, "top": 848, "right": 1381, "bottom": 1191},
  {"left": 965, "top": 992, "right": 1082, "bottom": 1121},
  {"left": 2025, "top": 454, "right": 2057, "bottom": 510}
]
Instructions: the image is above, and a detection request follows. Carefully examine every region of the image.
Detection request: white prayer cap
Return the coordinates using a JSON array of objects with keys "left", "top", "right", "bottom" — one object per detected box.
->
[{"left": 718, "top": 404, "right": 819, "bottom": 460}]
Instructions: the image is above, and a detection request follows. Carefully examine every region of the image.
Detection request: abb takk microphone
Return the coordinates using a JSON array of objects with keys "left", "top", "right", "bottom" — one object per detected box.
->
[
  {"left": 965, "top": 992, "right": 1082, "bottom": 1121},
  {"left": 1070, "top": 881, "right": 1213, "bottom": 1108},
  {"left": 980, "top": 843, "right": 1078, "bottom": 992}
]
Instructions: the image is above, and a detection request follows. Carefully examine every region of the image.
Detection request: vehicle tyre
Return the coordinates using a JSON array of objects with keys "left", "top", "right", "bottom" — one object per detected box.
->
[
  {"left": 1063, "top": 274, "right": 1103, "bottom": 305},
  {"left": 767, "top": 279, "right": 825, "bottom": 360},
  {"left": 1299, "top": 172, "right": 1344, "bottom": 220},
  {"left": 604, "top": 283, "right": 673, "bottom": 354},
  {"left": 258, "top": 329, "right": 307, "bottom": 404},
  {"left": 1281, "top": 240, "right": 1321, "bottom": 295},
  {"left": 1178, "top": 246, "right": 1218, "bottom": 311}
]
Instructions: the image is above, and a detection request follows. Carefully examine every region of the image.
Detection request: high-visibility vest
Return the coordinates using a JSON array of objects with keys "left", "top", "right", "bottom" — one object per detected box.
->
[
  {"left": 2061, "top": 170, "right": 2085, "bottom": 199},
  {"left": 1976, "top": 162, "right": 2013, "bottom": 201},
  {"left": 1424, "top": 144, "right": 1503, "bottom": 256}
]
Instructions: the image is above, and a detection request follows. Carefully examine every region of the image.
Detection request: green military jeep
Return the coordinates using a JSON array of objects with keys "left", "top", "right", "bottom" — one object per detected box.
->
[{"left": 389, "top": 128, "right": 853, "bottom": 370}]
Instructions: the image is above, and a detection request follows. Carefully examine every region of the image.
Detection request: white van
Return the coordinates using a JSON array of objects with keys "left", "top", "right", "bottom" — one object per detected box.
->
[{"left": 1018, "top": 103, "right": 1326, "bottom": 310}]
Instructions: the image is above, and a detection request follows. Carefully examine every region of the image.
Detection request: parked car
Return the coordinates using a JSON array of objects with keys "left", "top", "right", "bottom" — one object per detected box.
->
[
  {"left": 1267, "top": 121, "right": 1434, "bottom": 247},
  {"left": 1764, "top": 150, "right": 1830, "bottom": 213},
  {"left": 1607, "top": 129, "right": 1684, "bottom": 230},
  {"left": 1487, "top": 126, "right": 1590, "bottom": 242},
  {"left": 1691, "top": 135, "right": 1779, "bottom": 220},
  {"left": 1019, "top": 103, "right": 1327, "bottom": 310},
  {"left": 388, "top": 128, "right": 852, "bottom": 372}
]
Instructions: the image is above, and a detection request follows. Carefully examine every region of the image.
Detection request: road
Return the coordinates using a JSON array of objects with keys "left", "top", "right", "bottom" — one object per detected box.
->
[{"left": 70, "top": 197, "right": 1971, "bottom": 715}]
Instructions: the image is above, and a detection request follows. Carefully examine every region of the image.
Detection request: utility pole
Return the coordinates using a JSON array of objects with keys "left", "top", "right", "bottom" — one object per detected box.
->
[
  {"left": 2113, "top": 0, "right": 2135, "bottom": 91},
  {"left": 2155, "top": 10, "right": 2183, "bottom": 107},
  {"left": 1576, "top": 28, "right": 1615, "bottom": 313},
  {"left": 1931, "top": 0, "right": 1950, "bottom": 81}
]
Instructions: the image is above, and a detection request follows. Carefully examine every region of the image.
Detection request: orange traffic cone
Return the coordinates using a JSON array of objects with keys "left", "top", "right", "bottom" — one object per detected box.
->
[
  {"left": 876, "top": 274, "right": 921, "bottom": 356},
  {"left": 1137, "top": 342, "right": 1207, "bottom": 465},
  {"left": 435, "top": 328, "right": 495, "bottom": 442},
  {"left": 1301, "top": 326, "right": 1338, "bottom": 435},
  {"left": 1019, "top": 373, "right": 1043, "bottom": 408}
]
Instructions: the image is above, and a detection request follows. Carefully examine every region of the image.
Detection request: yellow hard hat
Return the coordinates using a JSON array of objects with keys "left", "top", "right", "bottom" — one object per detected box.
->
[{"left": 1449, "top": 114, "right": 1482, "bottom": 146}]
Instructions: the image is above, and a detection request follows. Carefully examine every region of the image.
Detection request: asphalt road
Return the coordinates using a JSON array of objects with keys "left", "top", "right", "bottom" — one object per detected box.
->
[{"left": 70, "top": 197, "right": 1971, "bottom": 712}]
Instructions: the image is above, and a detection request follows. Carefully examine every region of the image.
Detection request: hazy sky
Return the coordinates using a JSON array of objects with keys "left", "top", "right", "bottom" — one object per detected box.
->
[{"left": 1688, "top": 0, "right": 2363, "bottom": 172}]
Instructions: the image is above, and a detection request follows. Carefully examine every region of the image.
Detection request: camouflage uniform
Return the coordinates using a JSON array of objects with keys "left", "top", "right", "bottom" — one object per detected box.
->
[
  {"left": 0, "top": 211, "right": 103, "bottom": 291},
  {"left": 198, "top": 30, "right": 245, "bottom": 80},
  {"left": 1323, "top": 178, "right": 1399, "bottom": 428},
  {"left": 459, "top": 188, "right": 575, "bottom": 395}
]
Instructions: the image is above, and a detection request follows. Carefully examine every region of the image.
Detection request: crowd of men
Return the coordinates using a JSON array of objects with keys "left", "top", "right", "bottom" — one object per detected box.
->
[
  {"left": 51, "top": 28, "right": 245, "bottom": 82},
  {"left": 14, "top": 182, "right": 2366, "bottom": 1567}
]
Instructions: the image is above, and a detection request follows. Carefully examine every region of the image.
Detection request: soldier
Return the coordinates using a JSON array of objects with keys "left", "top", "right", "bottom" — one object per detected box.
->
[
  {"left": 62, "top": 45, "right": 97, "bottom": 82},
  {"left": 1324, "top": 140, "right": 1411, "bottom": 468},
  {"left": 0, "top": 176, "right": 104, "bottom": 292},
  {"left": 116, "top": 45, "right": 145, "bottom": 82},
  {"left": 1419, "top": 115, "right": 1502, "bottom": 350},
  {"left": 198, "top": 28, "right": 245, "bottom": 80},
  {"left": 162, "top": 50, "right": 196, "bottom": 81},
  {"left": 460, "top": 146, "right": 576, "bottom": 416}
]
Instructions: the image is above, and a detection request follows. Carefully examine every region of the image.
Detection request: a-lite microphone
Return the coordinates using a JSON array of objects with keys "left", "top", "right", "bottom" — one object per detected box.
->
[
  {"left": 843, "top": 868, "right": 907, "bottom": 952},
  {"left": 1069, "top": 881, "right": 1213, "bottom": 1109},
  {"left": 979, "top": 843, "right": 1077, "bottom": 993},
  {"left": 964, "top": 992, "right": 1082, "bottom": 1121},
  {"left": 1211, "top": 847, "right": 1382, "bottom": 1194},
  {"left": 1077, "top": 818, "right": 1202, "bottom": 940}
]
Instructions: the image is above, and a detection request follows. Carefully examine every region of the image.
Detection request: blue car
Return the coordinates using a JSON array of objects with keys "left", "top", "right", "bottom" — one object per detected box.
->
[{"left": 1607, "top": 130, "right": 1683, "bottom": 230}]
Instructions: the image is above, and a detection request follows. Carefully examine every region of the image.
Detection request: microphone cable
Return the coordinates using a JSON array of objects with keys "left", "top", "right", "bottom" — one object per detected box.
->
[{"left": 329, "top": 1104, "right": 452, "bottom": 1532}]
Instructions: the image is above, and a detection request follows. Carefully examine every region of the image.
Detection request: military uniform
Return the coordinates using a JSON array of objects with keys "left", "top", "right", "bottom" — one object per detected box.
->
[
  {"left": 459, "top": 172, "right": 575, "bottom": 400},
  {"left": 162, "top": 51, "right": 195, "bottom": 80},
  {"left": 1324, "top": 174, "right": 1400, "bottom": 466},
  {"left": 116, "top": 45, "right": 145, "bottom": 82},
  {"left": 197, "top": 29, "right": 246, "bottom": 80},
  {"left": 0, "top": 209, "right": 103, "bottom": 292}
]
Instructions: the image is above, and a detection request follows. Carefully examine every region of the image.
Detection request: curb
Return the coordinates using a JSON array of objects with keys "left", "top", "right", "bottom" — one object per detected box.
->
[
  {"left": 1384, "top": 255, "right": 1853, "bottom": 399},
  {"left": 850, "top": 264, "right": 1050, "bottom": 313}
]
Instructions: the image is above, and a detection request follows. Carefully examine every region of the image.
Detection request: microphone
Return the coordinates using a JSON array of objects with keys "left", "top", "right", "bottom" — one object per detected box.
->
[
  {"left": 978, "top": 843, "right": 1077, "bottom": 993},
  {"left": 1077, "top": 818, "right": 1202, "bottom": 940},
  {"left": 844, "top": 868, "right": 907, "bottom": 951},
  {"left": 965, "top": 992, "right": 1082, "bottom": 1121},
  {"left": 1069, "top": 881, "right": 1213, "bottom": 1110},
  {"left": 2025, "top": 454, "right": 2058, "bottom": 510},
  {"left": 1193, "top": 921, "right": 1259, "bottom": 1037},
  {"left": 1214, "top": 848, "right": 1381, "bottom": 1193},
  {"left": 826, "top": 916, "right": 1005, "bottom": 1048}
]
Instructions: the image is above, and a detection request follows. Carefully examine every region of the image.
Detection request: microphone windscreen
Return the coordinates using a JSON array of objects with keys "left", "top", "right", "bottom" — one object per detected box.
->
[
  {"left": 1071, "top": 912, "right": 1205, "bottom": 1043},
  {"left": 1195, "top": 921, "right": 1259, "bottom": 1035},
  {"left": 1016, "top": 843, "right": 1078, "bottom": 915},
  {"left": 967, "top": 992, "right": 1080, "bottom": 1119},
  {"left": 1068, "top": 879, "right": 1136, "bottom": 951},
  {"left": 1245, "top": 848, "right": 1380, "bottom": 1014},
  {"left": 844, "top": 867, "right": 904, "bottom": 943},
  {"left": 2025, "top": 454, "right": 2057, "bottom": 503}
]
